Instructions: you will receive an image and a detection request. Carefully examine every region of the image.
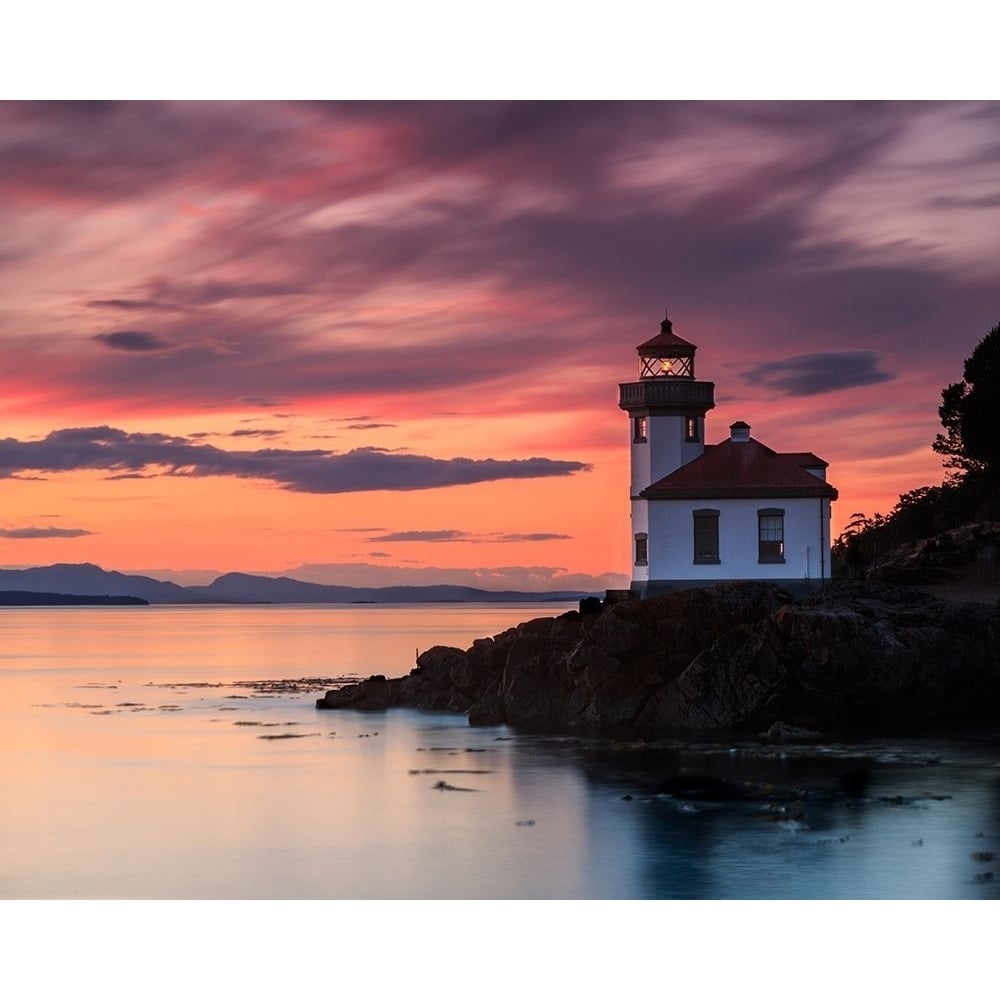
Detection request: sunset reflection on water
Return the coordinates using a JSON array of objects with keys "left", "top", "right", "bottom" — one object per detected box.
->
[{"left": 2, "top": 605, "right": 999, "bottom": 899}]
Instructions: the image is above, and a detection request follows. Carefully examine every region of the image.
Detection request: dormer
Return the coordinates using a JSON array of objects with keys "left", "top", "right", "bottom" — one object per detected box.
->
[{"left": 729, "top": 421, "right": 751, "bottom": 443}]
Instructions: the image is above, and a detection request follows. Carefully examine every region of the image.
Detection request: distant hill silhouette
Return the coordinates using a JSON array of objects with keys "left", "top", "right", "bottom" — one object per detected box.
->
[
  {"left": 0, "top": 564, "right": 591, "bottom": 605},
  {"left": 0, "top": 564, "right": 197, "bottom": 603},
  {"left": 189, "top": 572, "right": 588, "bottom": 604}
]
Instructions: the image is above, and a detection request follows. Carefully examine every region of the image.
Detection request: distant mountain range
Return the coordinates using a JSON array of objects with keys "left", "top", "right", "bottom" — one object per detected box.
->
[{"left": 0, "top": 563, "right": 592, "bottom": 605}]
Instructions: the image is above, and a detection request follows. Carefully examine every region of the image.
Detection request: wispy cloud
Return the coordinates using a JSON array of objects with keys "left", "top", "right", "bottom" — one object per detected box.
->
[
  {"left": 927, "top": 192, "right": 1000, "bottom": 209},
  {"left": 493, "top": 532, "right": 572, "bottom": 542},
  {"left": 367, "top": 529, "right": 572, "bottom": 543},
  {"left": 241, "top": 397, "right": 288, "bottom": 409},
  {"left": 367, "top": 530, "right": 467, "bottom": 542},
  {"left": 87, "top": 298, "right": 180, "bottom": 312},
  {"left": 144, "top": 277, "right": 311, "bottom": 307}
]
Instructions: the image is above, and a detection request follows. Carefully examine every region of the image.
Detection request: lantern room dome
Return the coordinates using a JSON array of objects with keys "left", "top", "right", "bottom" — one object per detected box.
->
[{"left": 635, "top": 313, "right": 698, "bottom": 379}]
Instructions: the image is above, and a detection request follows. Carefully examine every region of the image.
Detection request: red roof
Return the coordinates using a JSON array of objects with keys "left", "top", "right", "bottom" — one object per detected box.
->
[
  {"left": 642, "top": 437, "right": 838, "bottom": 500},
  {"left": 782, "top": 451, "right": 828, "bottom": 469},
  {"left": 636, "top": 317, "right": 696, "bottom": 355},
  {"left": 637, "top": 327, "right": 696, "bottom": 354}
]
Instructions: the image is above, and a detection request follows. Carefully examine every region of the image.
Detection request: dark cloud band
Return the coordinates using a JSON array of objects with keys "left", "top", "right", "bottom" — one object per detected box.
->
[
  {"left": 0, "top": 426, "right": 590, "bottom": 495},
  {"left": 93, "top": 330, "right": 170, "bottom": 352},
  {"left": 0, "top": 526, "right": 94, "bottom": 538},
  {"left": 742, "top": 351, "right": 894, "bottom": 396}
]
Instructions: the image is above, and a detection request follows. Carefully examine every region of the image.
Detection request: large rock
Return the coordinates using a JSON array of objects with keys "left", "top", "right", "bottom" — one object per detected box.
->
[{"left": 316, "top": 581, "right": 1000, "bottom": 734}]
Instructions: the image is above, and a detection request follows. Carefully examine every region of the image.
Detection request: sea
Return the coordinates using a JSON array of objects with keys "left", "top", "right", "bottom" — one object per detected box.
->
[{"left": 2, "top": 602, "right": 999, "bottom": 901}]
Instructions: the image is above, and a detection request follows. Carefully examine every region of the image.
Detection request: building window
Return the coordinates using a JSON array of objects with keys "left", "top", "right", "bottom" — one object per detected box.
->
[
  {"left": 693, "top": 509, "right": 720, "bottom": 564},
  {"left": 685, "top": 416, "right": 699, "bottom": 442},
  {"left": 634, "top": 532, "right": 648, "bottom": 566},
  {"left": 634, "top": 416, "right": 647, "bottom": 442},
  {"left": 758, "top": 508, "right": 785, "bottom": 563}
]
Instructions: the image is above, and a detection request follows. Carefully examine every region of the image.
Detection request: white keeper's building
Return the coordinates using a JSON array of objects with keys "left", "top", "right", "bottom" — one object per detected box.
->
[{"left": 619, "top": 313, "right": 838, "bottom": 598}]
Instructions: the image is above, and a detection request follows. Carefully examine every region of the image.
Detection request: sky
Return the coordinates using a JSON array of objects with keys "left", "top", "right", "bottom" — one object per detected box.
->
[{"left": 1, "top": 99, "right": 998, "bottom": 589}]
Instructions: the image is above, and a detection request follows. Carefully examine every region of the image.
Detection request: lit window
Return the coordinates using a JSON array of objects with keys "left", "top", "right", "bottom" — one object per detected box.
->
[
  {"left": 634, "top": 416, "right": 647, "bottom": 442},
  {"left": 758, "top": 508, "right": 785, "bottom": 563},
  {"left": 693, "top": 509, "right": 720, "bottom": 564},
  {"left": 634, "top": 533, "right": 648, "bottom": 566},
  {"left": 685, "top": 416, "right": 699, "bottom": 442}
]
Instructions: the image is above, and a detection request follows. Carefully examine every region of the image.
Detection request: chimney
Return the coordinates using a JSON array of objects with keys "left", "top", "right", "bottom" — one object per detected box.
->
[{"left": 730, "top": 421, "right": 751, "bottom": 442}]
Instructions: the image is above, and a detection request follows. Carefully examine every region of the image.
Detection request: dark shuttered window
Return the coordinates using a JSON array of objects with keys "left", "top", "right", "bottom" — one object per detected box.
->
[
  {"left": 693, "top": 509, "right": 720, "bottom": 564},
  {"left": 634, "top": 532, "right": 648, "bottom": 566}
]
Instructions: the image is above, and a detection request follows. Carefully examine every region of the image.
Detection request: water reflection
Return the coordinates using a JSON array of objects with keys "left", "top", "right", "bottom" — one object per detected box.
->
[
  {"left": 3, "top": 605, "right": 999, "bottom": 899},
  {"left": 507, "top": 734, "right": 1000, "bottom": 899}
]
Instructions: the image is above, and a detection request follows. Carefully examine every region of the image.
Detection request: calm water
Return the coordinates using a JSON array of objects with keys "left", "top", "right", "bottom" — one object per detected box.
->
[{"left": 2, "top": 604, "right": 999, "bottom": 899}]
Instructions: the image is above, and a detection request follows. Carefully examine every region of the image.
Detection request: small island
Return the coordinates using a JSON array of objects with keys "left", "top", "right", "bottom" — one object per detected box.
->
[{"left": 0, "top": 591, "right": 148, "bottom": 606}]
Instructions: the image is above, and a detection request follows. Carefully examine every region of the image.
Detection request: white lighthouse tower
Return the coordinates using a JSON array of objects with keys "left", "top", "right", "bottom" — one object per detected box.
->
[{"left": 618, "top": 313, "right": 716, "bottom": 594}]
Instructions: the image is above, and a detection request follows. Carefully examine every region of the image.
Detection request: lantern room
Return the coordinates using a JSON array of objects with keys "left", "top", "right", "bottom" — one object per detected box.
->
[{"left": 636, "top": 312, "right": 697, "bottom": 379}]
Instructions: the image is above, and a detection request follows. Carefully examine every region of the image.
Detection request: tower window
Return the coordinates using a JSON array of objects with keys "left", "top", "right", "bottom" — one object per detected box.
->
[
  {"left": 634, "top": 532, "right": 648, "bottom": 566},
  {"left": 685, "top": 416, "right": 699, "bottom": 442},
  {"left": 634, "top": 416, "right": 647, "bottom": 442},
  {"left": 693, "top": 509, "right": 720, "bottom": 564},
  {"left": 758, "top": 508, "right": 785, "bottom": 563}
]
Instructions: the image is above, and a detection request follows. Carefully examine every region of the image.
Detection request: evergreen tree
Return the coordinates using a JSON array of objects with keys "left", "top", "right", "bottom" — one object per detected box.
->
[{"left": 933, "top": 321, "right": 1000, "bottom": 481}]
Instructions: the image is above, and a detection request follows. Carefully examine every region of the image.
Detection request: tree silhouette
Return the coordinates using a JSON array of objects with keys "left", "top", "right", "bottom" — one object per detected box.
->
[
  {"left": 833, "top": 511, "right": 887, "bottom": 579},
  {"left": 833, "top": 321, "right": 1000, "bottom": 579},
  {"left": 933, "top": 321, "right": 1000, "bottom": 481}
]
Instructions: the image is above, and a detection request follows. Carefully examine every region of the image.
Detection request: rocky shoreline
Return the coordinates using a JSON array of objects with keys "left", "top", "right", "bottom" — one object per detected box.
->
[{"left": 316, "top": 581, "right": 1000, "bottom": 734}]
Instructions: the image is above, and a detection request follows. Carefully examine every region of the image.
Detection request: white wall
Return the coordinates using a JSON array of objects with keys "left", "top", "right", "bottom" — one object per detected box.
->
[
  {"left": 629, "top": 430, "right": 652, "bottom": 499},
  {"left": 646, "top": 496, "right": 832, "bottom": 583},
  {"left": 629, "top": 412, "right": 704, "bottom": 497}
]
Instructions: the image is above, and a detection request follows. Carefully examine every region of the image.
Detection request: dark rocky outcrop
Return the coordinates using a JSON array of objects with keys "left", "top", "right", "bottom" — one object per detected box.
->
[
  {"left": 316, "top": 581, "right": 1000, "bottom": 734},
  {"left": 874, "top": 521, "right": 1000, "bottom": 586}
]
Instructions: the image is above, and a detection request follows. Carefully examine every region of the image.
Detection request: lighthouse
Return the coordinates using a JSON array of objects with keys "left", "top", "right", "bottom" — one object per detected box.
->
[{"left": 619, "top": 313, "right": 837, "bottom": 598}]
